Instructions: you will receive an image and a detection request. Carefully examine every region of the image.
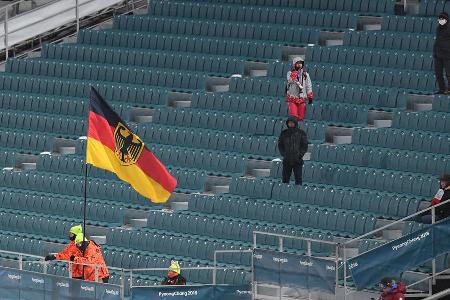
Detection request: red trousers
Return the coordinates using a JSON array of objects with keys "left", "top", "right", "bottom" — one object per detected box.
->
[{"left": 287, "top": 97, "right": 306, "bottom": 121}]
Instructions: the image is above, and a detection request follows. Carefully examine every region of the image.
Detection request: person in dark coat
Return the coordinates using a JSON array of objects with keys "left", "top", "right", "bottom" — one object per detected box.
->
[
  {"left": 378, "top": 278, "right": 406, "bottom": 300},
  {"left": 434, "top": 12, "right": 450, "bottom": 95},
  {"left": 278, "top": 116, "right": 308, "bottom": 185},
  {"left": 420, "top": 174, "right": 450, "bottom": 223}
]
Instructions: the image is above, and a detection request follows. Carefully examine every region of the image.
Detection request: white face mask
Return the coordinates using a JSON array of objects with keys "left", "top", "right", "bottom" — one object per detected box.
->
[{"left": 439, "top": 19, "right": 447, "bottom": 26}]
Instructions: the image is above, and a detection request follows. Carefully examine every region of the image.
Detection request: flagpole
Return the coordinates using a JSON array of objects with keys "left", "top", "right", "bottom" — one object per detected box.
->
[{"left": 83, "top": 161, "right": 88, "bottom": 243}]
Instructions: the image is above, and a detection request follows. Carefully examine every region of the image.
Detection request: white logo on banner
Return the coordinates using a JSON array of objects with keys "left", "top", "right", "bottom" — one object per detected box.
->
[
  {"left": 326, "top": 265, "right": 336, "bottom": 271},
  {"left": 106, "top": 289, "right": 119, "bottom": 296},
  {"left": 299, "top": 260, "right": 313, "bottom": 267},
  {"left": 273, "top": 257, "right": 288, "bottom": 263},
  {"left": 57, "top": 282, "right": 69, "bottom": 288},
  {"left": 348, "top": 262, "right": 358, "bottom": 270},
  {"left": 7, "top": 274, "right": 21, "bottom": 280},
  {"left": 391, "top": 231, "right": 430, "bottom": 251},
  {"left": 81, "top": 285, "right": 95, "bottom": 292},
  {"left": 32, "top": 277, "right": 44, "bottom": 284},
  {"left": 236, "top": 290, "right": 252, "bottom": 295}
]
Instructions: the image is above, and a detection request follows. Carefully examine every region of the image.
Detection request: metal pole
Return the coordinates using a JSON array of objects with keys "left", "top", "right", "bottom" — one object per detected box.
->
[
  {"left": 69, "top": 262, "right": 73, "bottom": 278},
  {"left": 213, "top": 251, "right": 217, "bottom": 285},
  {"left": 120, "top": 269, "right": 125, "bottom": 299},
  {"left": 75, "top": 0, "right": 80, "bottom": 35},
  {"left": 343, "top": 244, "right": 347, "bottom": 300},
  {"left": 307, "top": 241, "right": 311, "bottom": 300},
  {"left": 432, "top": 207, "right": 436, "bottom": 285},
  {"left": 19, "top": 254, "right": 23, "bottom": 270},
  {"left": 4, "top": 7, "right": 8, "bottom": 60},
  {"left": 253, "top": 232, "right": 257, "bottom": 249},
  {"left": 335, "top": 244, "right": 339, "bottom": 296},
  {"left": 251, "top": 249, "right": 255, "bottom": 300},
  {"left": 279, "top": 236, "right": 283, "bottom": 252}
]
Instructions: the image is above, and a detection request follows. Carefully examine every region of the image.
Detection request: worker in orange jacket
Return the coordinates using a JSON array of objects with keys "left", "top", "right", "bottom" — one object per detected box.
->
[
  {"left": 45, "top": 225, "right": 83, "bottom": 279},
  {"left": 70, "top": 233, "right": 110, "bottom": 283}
]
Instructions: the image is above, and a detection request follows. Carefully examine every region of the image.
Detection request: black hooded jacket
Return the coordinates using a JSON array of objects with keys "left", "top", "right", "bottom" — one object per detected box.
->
[
  {"left": 434, "top": 16, "right": 450, "bottom": 58},
  {"left": 278, "top": 117, "right": 308, "bottom": 164}
]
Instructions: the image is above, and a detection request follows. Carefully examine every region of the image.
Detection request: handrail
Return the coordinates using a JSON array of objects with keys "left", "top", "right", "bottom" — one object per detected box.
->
[
  {"left": 423, "top": 288, "right": 450, "bottom": 300},
  {"left": 344, "top": 198, "right": 450, "bottom": 245}
]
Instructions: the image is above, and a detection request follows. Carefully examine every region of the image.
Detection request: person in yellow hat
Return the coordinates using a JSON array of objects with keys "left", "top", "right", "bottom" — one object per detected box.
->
[
  {"left": 45, "top": 225, "right": 83, "bottom": 279},
  {"left": 70, "top": 233, "right": 109, "bottom": 283},
  {"left": 161, "top": 261, "right": 186, "bottom": 285}
]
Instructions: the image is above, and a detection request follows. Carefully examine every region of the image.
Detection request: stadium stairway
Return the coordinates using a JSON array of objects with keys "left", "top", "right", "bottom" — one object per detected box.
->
[{"left": 0, "top": 0, "right": 448, "bottom": 297}]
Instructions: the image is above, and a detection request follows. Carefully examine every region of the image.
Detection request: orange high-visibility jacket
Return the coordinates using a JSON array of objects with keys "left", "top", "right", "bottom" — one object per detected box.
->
[
  {"left": 73, "top": 241, "right": 109, "bottom": 281},
  {"left": 56, "top": 241, "right": 83, "bottom": 278}
]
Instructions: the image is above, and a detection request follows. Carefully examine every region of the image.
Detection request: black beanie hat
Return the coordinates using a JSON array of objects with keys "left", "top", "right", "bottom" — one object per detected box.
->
[{"left": 439, "top": 12, "right": 449, "bottom": 21}]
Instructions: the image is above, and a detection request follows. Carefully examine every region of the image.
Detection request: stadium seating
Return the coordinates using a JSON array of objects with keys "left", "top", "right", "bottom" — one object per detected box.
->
[{"left": 0, "top": 0, "right": 447, "bottom": 290}]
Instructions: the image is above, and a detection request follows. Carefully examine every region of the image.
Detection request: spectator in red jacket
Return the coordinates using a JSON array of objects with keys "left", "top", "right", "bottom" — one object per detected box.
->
[
  {"left": 420, "top": 174, "right": 450, "bottom": 224},
  {"left": 378, "top": 278, "right": 406, "bottom": 300}
]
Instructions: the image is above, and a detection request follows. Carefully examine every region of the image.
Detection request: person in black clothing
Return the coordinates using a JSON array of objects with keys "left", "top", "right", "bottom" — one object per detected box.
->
[
  {"left": 278, "top": 116, "right": 308, "bottom": 185},
  {"left": 434, "top": 12, "right": 450, "bottom": 95},
  {"left": 420, "top": 174, "right": 450, "bottom": 224}
]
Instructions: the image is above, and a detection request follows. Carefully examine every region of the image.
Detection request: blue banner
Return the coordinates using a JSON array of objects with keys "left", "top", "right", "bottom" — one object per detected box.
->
[
  {"left": 0, "top": 266, "right": 121, "bottom": 300},
  {"left": 132, "top": 285, "right": 252, "bottom": 300},
  {"left": 253, "top": 249, "right": 336, "bottom": 293},
  {"left": 349, "top": 226, "right": 434, "bottom": 290}
]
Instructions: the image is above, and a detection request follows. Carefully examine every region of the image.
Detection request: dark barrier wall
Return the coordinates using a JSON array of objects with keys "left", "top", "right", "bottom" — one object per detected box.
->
[
  {"left": 132, "top": 285, "right": 252, "bottom": 300},
  {"left": 253, "top": 249, "right": 337, "bottom": 293},
  {"left": 0, "top": 266, "right": 121, "bottom": 300},
  {"left": 349, "top": 218, "right": 450, "bottom": 290}
]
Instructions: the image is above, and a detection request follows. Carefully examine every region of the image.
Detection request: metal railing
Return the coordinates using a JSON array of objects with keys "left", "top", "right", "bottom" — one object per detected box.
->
[
  {"left": 0, "top": 0, "right": 143, "bottom": 61},
  {"left": 341, "top": 198, "right": 450, "bottom": 299}
]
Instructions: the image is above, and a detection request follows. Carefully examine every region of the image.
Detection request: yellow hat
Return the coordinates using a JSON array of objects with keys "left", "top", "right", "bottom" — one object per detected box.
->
[
  {"left": 75, "top": 233, "right": 87, "bottom": 245},
  {"left": 70, "top": 225, "right": 83, "bottom": 235},
  {"left": 169, "top": 261, "right": 181, "bottom": 274}
]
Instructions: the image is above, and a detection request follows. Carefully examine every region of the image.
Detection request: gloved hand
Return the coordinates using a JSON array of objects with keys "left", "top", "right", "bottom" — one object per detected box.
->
[
  {"left": 70, "top": 255, "right": 75, "bottom": 262},
  {"left": 45, "top": 255, "right": 56, "bottom": 261},
  {"left": 308, "top": 99, "right": 313, "bottom": 104}
]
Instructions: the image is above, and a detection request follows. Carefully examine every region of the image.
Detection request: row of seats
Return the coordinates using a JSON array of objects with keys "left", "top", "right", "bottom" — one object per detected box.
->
[
  {"left": 113, "top": 15, "right": 321, "bottom": 45},
  {"left": 0, "top": 231, "right": 50, "bottom": 257},
  {"left": 149, "top": 1, "right": 358, "bottom": 29},
  {"left": 137, "top": 123, "right": 279, "bottom": 157},
  {"left": 149, "top": 144, "right": 247, "bottom": 175},
  {"left": 78, "top": 29, "right": 283, "bottom": 59},
  {"left": 0, "top": 170, "right": 154, "bottom": 205},
  {"left": 419, "top": 0, "right": 450, "bottom": 16},
  {"left": 312, "top": 144, "right": 450, "bottom": 176},
  {"left": 0, "top": 151, "right": 14, "bottom": 168},
  {"left": 392, "top": 111, "right": 450, "bottom": 134},
  {"left": 0, "top": 128, "right": 53, "bottom": 153},
  {"left": 229, "top": 177, "right": 421, "bottom": 218},
  {"left": 0, "top": 73, "right": 167, "bottom": 107},
  {"left": 152, "top": 107, "right": 328, "bottom": 140},
  {"left": 108, "top": 228, "right": 252, "bottom": 266},
  {"left": 192, "top": 91, "right": 368, "bottom": 124},
  {"left": 189, "top": 194, "right": 377, "bottom": 236},
  {"left": 0, "top": 188, "right": 125, "bottom": 224},
  {"left": 0, "top": 109, "right": 85, "bottom": 136},
  {"left": 433, "top": 95, "right": 450, "bottom": 113},
  {"left": 306, "top": 46, "right": 434, "bottom": 72},
  {"left": 176, "top": 0, "right": 395, "bottom": 13},
  {"left": 382, "top": 15, "right": 436, "bottom": 34},
  {"left": 230, "top": 76, "right": 406, "bottom": 109},
  {"left": 147, "top": 210, "right": 336, "bottom": 254},
  {"left": 0, "top": 91, "right": 88, "bottom": 117},
  {"left": 272, "top": 161, "right": 437, "bottom": 197},
  {"left": 352, "top": 127, "right": 450, "bottom": 155},
  {"left": 0, "top": 209, "right": 76, "bottom": 240},
  {"left": 7, "top": 59, "right": 208, "bottom": 91},
  {"left": 42, "top": 44, "right": 246, "bottom": 75},
  {"left": 344, "top": 30, "right": 434, "bottom": 52},
  {"left": 307, "top": 62, "right": 436, "bottom": 91},
  {"left": 36, "top": 154, "right": 208, "bottom": 191}
]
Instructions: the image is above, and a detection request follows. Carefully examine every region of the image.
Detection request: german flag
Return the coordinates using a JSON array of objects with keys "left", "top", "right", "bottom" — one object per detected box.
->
[{"left": 86, "top": 87, "right": 177, "bottom": 203}]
